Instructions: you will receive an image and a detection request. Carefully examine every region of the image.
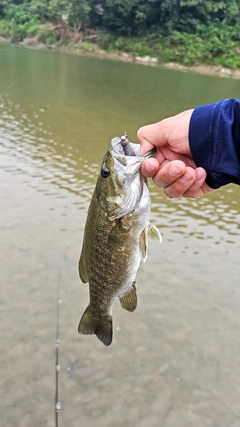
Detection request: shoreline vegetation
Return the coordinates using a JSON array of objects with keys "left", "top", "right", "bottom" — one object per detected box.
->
[
  {"left": 2, "top": 0, "right": 240, "bottom": 80},
  {"left": 1, "top": 33, "right": 240, "bottom": 80}
]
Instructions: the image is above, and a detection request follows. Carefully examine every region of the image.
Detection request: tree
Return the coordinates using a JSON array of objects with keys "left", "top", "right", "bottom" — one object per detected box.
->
[
  {"left": 30, "top": 0, "right": 67, "bottom": 21},
  {"left": 67, "top": 0, "right": 91, "bottom": 33}
]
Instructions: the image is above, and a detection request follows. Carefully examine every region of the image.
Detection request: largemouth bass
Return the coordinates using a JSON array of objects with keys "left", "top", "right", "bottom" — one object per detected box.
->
[{"left": 78, "top": 136, "right": 162, "bottom": 346}]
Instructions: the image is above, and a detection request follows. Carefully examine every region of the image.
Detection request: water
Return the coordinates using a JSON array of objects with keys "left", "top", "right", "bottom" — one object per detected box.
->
[{"left": 1, "top": 43, "right": 240, "bottom": 427}]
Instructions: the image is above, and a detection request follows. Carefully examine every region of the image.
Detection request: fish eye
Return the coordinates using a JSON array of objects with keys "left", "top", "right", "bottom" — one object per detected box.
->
[{"left": 101, "top": 166, "right": 110, "bottom": 178}]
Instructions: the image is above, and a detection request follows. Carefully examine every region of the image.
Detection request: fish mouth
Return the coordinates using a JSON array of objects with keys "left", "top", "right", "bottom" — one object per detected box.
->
[
  {"left": 111, "top": 137, "right": 156, "bottom": 162},
  {"left": 104, "top": 137, "right": 154, "bottom": 221}
]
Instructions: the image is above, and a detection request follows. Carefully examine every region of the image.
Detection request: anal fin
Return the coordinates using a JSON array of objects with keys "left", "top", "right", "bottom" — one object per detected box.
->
[{"left": 119, "top": 282, "right": 137, "bottom": 312}]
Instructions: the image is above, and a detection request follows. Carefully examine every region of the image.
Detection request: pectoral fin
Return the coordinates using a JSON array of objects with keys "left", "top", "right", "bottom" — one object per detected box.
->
[
  {"left": 140, "top": 228, "right": 148, "bottom": 262},
  {"left": 148, "top": 223, "right": 162, "bottom": 242},
  {"left": 140, "top": 223, "right": 162, "bottom": 262},
  {"left": 119, "top": 282, "right": 137, "bottom": 312}
]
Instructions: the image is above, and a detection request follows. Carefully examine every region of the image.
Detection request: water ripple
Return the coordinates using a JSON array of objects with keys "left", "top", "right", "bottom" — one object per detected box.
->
[
  {"left": 149, "top": 180, "right": 240, "bottom": 244},
  {"left": 1, "top": 93, "right": 240, "bottom": 245},
  {"left": 0, "top": 95, "right": 98, "bottom": 210}
]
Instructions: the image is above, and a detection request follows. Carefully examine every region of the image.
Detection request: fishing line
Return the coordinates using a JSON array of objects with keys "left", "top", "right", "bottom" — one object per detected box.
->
[{"left": 55, "top": 266, "right": 61, "bottom": 427}]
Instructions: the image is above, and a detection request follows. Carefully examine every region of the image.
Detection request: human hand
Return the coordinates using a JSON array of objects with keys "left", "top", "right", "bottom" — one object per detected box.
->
[{"left": 137, "top": 110, "right": 215, "bottom": 198}]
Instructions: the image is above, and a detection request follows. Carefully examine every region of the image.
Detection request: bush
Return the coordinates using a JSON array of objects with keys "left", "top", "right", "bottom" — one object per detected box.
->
[
  {"left": 158, "top": 48, "right": 176, "bottom": 63},
  {"left": 8, "top": 18, "right": 40, "bottom": 42},
  {"left": 222, "top": 56, "right": 240, "bottom": 69},
  {"left": 25, "top": 19, "right": 40, "bottom": 37},
  {"left": 0, "top": 19, "right": 9, "bottom": 37},
  {"left": 98, "top": 32, "right": 116, "bottom": 50},
  {"left": 38, "top": 25, "right": 59, "bottom": 45}
]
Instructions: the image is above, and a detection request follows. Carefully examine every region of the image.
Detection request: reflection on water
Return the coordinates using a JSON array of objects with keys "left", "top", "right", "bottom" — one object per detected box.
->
[{"left": 1, "top": 44, "right": 240, "bottom": 427}]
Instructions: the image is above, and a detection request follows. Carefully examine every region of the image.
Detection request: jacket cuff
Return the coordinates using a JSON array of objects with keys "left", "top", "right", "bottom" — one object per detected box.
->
[{"left": 189, "top": 99, "right": 240, "bottom": 188}]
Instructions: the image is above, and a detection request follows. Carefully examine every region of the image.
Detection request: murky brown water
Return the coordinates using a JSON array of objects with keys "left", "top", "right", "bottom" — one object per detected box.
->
[{"left": 1, "top": 43, "right": 240, "bottom": 427}]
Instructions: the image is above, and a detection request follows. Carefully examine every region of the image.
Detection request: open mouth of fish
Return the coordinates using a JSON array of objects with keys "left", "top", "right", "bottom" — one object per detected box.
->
[{"left": 111, "top": 136, "right": 156, "bottom": 163}]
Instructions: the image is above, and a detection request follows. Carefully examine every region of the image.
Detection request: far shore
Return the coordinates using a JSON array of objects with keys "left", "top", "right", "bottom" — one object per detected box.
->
[{"left": 1, "top": 36, "right": 240, "bottom": 80}]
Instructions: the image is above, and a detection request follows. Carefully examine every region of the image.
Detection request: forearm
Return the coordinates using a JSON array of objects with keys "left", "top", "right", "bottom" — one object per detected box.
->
[{"left": 189, "top": 98, "right": 240, "bottom": 188}]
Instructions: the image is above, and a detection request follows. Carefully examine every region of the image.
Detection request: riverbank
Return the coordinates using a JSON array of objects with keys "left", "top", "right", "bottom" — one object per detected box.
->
[
  {"left": 63, "top": 47, "right": 240, "bottom": 80},
  {"left": 1, "top": 36, "right": 240, "bottom": 80}
]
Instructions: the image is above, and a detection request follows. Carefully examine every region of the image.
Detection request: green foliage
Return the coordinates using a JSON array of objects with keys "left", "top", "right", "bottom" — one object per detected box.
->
[
  {"left": 158, "top": 48, "right": 176, "bottom": 63},
  {"left": 5, "top": 2, "right": 31, "bottom": 24},
  {"left": 101, "top": 0, "right": 137, "bottom": 34},
  {"left": 97, "top": 29, "right": 240, "bottom": 68},
  {"left": 9, "top": 18, "right": 40, "bottom": 41},
  {"left": 0, "top": 18, "right": 8, "bottom": 36},
  {"left": 30, "top": 0, "right": 67, "bottom": 21},
  {"left": 0, "top": 1, "right": 41, "bottom": 41},
  {"left": 1, "top": 0, "right": 240, "bottom": 70},
  {"left": 67, "top": 0, "right": 91, "bottom": 32},
  {"left": 38, "top": 24, "right": 59, "bottom": 45},
  {"left": 29, "top": 0, "right": 49, "bottom": 21},
  {"left": 98, "top": 31, "right": 116, "bottom": 50}
]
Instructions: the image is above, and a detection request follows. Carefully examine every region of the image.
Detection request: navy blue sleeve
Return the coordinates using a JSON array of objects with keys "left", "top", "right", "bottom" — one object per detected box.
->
[{"left": 189, "top": 98, "right": 240, "bottom": 188}]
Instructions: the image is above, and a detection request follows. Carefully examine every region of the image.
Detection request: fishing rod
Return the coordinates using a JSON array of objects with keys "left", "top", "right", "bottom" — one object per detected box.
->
[{"left": 55, "top": 268, "right": 61, "bottom": 427}]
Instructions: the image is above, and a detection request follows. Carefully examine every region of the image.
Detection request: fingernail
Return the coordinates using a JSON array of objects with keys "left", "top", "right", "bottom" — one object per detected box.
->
[
  {"left": 180, "top": 172, "right": 192, "bottom": 183},
  {"left": 196, "top": 168, "right": 204, "bottom": 181},
  {"left": 169, "top": 163, "right": 182, "bottom": 177}
]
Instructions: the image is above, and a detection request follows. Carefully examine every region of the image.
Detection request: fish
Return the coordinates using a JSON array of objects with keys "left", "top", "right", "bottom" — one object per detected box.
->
[{"left": 78, "top": 136, "right": 162, "bottom": 346}]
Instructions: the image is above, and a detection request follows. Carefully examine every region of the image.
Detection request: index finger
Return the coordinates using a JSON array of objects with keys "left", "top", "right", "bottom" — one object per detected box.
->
[{"left": 137, "top": 122, "right": 166, "bottom": 154}]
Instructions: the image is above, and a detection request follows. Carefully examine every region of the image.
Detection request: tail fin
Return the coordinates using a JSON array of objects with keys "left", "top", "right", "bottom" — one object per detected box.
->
[{"left": 78, "top": 305, "right": 113, "bottom": 346}]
